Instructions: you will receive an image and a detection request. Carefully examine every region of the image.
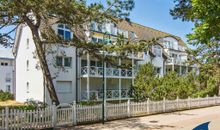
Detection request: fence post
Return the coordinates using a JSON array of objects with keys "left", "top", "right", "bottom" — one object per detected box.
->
[
  {"left": 206, "top": 95, "right": 209, "bottom": 106},
  {"left": 214, "top": 95, "right": 217, "bottom": 105},
  {"left": 198, "top": 95, "right": 200, "bottom": 107},
  {"left": 163, "top": 97, "right": 166, "bottom": 113},
  {"left": 52, "top": 102, "right": 57, "bottom": 127},
  {"left": 127, "top": 99, "right": 130, "bottom": 117},
  {"left": 176, "top": 96, "right": 179, "bottom": 110},
  {"left": 5, "top": 106, "right": 9, "bottom": 130},
  {"left": 147, "top": 98, "right": 150, "bottom": 114},
  {"left": 188, "top": 96, "right": 191, "bottom": 109},
  {"left": 72, "top": 101, "right": 77, "bottom": 125},
  {"left": 104, "top": 99, "right": 107, "bottom": 121}
]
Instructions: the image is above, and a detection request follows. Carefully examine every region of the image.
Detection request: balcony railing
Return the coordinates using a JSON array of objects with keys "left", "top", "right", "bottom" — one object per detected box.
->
[
  {"left": 81, "top": 89, "right": 129, "bottom": 101},
  {"left": 167, "top": 58, "right": 187, "bottom": 65},
  {"left": 81, "top": 66, "right": 135, "bottom": 78}
]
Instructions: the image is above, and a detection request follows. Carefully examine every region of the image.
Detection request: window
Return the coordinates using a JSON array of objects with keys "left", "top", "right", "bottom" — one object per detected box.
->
[
  {"left": 153, "top": 45, "right": 162, "bottom": 57},
  {"left": 81, "top": 60, "right": 87, "bottom": 67},
  {"left": 56, "top": 81, "right": 72, "bottom": 93},
  {"left": 4, "top": 63, "right": 8, "bottom": 66},
  {"left": 91, "top": 37, "right": 97, "bottom": 43},
  {"left": 154, "top": 67, "right": 161, "bottom": 75},
  {"left": 97, "top": 61, "right": 103, "bottom": 67},
  {"left": 97, "top": 24, "right": 102, "bottom": 32},
  {"left": 131, "top": 31, "right": 138, "bottom": 39},
  {"left": 27, "top": 38, "right": 29, "bottom": 49},
  {"left": 57, "top": 24, "right": 72, "bottom": 40},
  {"left": 26, "top": 60, "right": 29, "bottom": 71},
  {"left": 56, "top": 56, "right": 72, "bottom": 67},
  {"left": 6, "top": 85, "right": 10, "bottom": 92},
  {"left": 90, "top": 61, "right": 96, "bottom": 66},
  {"left": 5, "top": 73, "right": 11, "bottom": 82},
  {"left": 56, "top": 56, "right": 63, "bottom": 67},
  {"left": 1, "top": 62, "right": 3, "bottom": 66},
  {"left": 90, "top": 22, "right": 97, "bottom": 31},
  {"left": 26, "top": 82, "right": 29, "bottom": 93},
  {"left": 64, "top": 57, "right": 72, "bottom": 67}
]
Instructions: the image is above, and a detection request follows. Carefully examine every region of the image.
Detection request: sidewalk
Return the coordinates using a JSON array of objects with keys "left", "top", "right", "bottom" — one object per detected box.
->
[{"left": 57, "top": 106, "right": 220, "bottom": 130}]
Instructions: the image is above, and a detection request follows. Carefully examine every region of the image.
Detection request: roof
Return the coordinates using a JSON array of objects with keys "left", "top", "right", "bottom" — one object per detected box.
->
[
  {"left": 117, "top": 20, "right": 187, "bottom": 47},
  {"left": 0, "top": 47, "right": 14, "bottom": 59}
]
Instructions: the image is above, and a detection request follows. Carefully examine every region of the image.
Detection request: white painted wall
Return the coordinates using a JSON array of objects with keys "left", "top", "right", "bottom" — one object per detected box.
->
[
  {"left": 45, "top": 44, "right": 76, "bottom": 103},
  {"left": 15, "top": 25, "right": 44, "bottom": 102},
  {"left": 0, "top": 61, "right": 14, "bottom": 93},
  {"left": 15, "top": 25, "right": 77, "bottom": 104}
]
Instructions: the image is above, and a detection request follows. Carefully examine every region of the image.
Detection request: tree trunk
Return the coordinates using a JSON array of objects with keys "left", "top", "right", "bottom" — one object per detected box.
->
[{"left": 31, "top": 28, "right": 60, "bottom": 105}]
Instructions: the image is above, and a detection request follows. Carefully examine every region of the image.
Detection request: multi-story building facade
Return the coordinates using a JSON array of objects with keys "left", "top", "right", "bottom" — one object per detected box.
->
[
  {"left": 0, "top": 48, "right": 14, "bottom": 93},
  {"left": 13, "top": 20, "right": 191, "bottom": 104}
]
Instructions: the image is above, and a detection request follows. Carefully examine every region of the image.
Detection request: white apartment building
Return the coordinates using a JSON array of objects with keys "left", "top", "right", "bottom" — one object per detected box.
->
[
  {"left": 0, "top": 48, "right": 14, "bottom": 93},
  {"left": 13, "top": 20, "right": 191, "bottom": 104}
]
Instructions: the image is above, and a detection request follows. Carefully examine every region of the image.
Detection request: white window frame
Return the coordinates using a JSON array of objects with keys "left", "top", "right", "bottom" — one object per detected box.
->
[{"left": 57, "top": 24, "right": 72, "bottom": 40}]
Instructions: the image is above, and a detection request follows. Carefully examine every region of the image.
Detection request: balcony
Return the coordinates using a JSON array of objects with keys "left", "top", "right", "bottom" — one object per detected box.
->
[
  {"left": 81, "top": 66, "right": 135, "bottom": 78},
  {"left": 81, "top": 89, "right": 129, "bottom": 101}
]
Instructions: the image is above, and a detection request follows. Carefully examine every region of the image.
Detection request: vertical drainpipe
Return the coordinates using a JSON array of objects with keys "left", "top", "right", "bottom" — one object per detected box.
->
[{"left": 75, "top": 48, "right": 78, "bottom": 103}]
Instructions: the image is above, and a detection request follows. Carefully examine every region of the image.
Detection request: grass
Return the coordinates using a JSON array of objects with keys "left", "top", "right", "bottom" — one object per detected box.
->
[{"left": 0, "top": 100, "right": 24, "bottom": 107}]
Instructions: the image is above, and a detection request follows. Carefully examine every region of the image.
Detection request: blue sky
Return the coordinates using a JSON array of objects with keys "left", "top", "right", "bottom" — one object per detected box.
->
[{"left": 128, "top": 0, "right": 194, "bottom": 44}]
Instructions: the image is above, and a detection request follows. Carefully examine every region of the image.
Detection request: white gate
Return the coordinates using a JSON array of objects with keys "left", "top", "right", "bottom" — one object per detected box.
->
[{"left": 56, "top": 103, "right": 73, "bottom": 126}]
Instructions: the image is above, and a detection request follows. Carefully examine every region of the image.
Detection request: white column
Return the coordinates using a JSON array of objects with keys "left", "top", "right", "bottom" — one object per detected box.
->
[
  {"left": 179, "top": 65, "right": 182, "bottom": 75},
  {"left": 78, "top": 56, "right": 82, "bottom": 101},
  {"left": 172, "top": 64, "right": 175, "bottom": 72},
  {"left": 119, "top": 58, "right": 122, "bottom": 101},
  {"left": 86, "top": 53, "right": 90, "bottom": 100},
  {"left": 132, "top": 51, "right": 135, "bottom": 85}
]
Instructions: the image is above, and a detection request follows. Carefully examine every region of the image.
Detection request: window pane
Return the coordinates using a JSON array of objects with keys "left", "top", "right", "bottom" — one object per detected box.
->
[
  {"left": 81, "top": 60, "right": 87, "bottom": 67},
  {"left": 6, "top": 85, "right": 10, "bottom": 92},
  {"left": 90, "top": 61, "right": 96, "bottom": 66},
  {"left": 65, "top": 25, "right": 70, "bottom": 29},
  {"left": 65, "top": 31, "right": 71, "bottom": 40},
  {"left": 56, "top": 57, "right": 63, "bottom": 67},
  {"left": 58, "top": 29, "right": 64, "bottom": 38},
  {"left": 97, "top": 61, "right": 103, "bottom": 67},
  {"left": 64, "top": 57, "right": 72, "bottom": 67},
  {"left": 91, "top": 37, "right": 97, "bottom": 43},
  {"left": 58, "top": 24, "right": 64, "bottom": 28},
  {"left": 98, "top": 38, "right": 103, "bottom": 43}
]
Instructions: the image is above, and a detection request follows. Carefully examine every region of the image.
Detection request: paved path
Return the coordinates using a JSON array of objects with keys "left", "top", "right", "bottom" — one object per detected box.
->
[{"left": 57, "top": 106, "right": 220, "bottom": 130}]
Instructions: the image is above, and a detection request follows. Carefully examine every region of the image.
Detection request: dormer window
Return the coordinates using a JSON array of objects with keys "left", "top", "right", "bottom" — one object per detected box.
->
[
  {"left": 58, "top": 24, "right": 72, "bottom": 40},
  {"left": 153, "top": 45, "right": 162, "bottom": 57},
  {"left": 131, "top": 31, "right": 138, "bottom": 39}
]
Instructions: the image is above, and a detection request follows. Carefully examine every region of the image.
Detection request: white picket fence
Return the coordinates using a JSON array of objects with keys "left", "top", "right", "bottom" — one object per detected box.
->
[{"left": 1, "top": 95, "right": 220, "bottom": 129}]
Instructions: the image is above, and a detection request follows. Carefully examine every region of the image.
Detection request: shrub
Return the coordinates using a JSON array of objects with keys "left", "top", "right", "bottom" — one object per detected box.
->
[{"left": 0, "top": 90, "right": 14, "bottom": 101}]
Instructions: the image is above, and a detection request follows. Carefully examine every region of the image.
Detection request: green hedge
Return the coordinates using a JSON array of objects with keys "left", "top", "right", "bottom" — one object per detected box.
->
[{"left": 0, "top": 90, "right": 14, "bottom": 101}]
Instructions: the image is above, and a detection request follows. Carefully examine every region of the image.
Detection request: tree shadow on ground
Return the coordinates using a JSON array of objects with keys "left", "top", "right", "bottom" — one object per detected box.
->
[{"left": 56, "top": 118, "right": 175, "bottom": 130}]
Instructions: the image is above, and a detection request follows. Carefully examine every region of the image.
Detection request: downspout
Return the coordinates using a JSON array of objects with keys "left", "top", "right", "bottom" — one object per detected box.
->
[{"left": 75, "top": 48, "right": 78, "bottom": 103}]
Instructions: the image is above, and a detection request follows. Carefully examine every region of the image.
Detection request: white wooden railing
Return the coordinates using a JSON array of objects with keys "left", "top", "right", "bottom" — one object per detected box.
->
[
  {"left": 81, "top": 89, "right": 130, "bottom": 101},
  {"left": 81, "top": 66, "right": 134, "bottom": 78},
  {"left": 1, "top": 96, "right": 220, "bottom": 129}
]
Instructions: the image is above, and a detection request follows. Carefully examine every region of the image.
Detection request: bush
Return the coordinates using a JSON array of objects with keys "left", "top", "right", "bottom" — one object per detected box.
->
[
  {"left": 131, "top": 63, "right": 219, "bottom": 102},
  {"left": 0, "top": 90, "right": 14, "bottom": 101},
  {"left": 79, "top": 101, "right": 101, "bottom": 106},
  {"left": 24, "top": 99, "right": 47, "bottom": 108}
]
